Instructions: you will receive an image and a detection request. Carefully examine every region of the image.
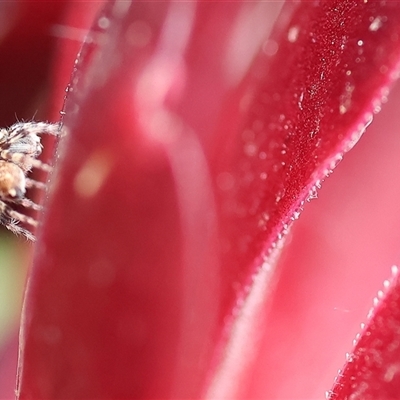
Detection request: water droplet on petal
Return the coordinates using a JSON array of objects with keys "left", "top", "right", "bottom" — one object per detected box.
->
[
  {"left": 369, "top": 16, "right": 383, "bottom": 31},
  {"left": 287, "top": 26, "right": 299, "bottom": 43}
]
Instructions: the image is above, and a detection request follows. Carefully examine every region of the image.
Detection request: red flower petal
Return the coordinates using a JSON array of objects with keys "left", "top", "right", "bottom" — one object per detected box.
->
[
  {"left": 0, "top": 2, "right": 68, "bottom": 124},
  {"left": 0, "top": 336, "right": 18, "bottom": 400},
  {"left": 328, "top": 266, "right": 400, "bottom": 400},
  {"left": 241, "top": 82, "right": 400, "bottom": 398},
  {"left": 16, "top": 1, "right": 400, "bottom": 398}
]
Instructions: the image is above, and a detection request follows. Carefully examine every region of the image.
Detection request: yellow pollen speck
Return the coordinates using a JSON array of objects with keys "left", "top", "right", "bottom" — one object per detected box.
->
[{"left": 74, "top": 150, "right": 113, "bottom": 198}]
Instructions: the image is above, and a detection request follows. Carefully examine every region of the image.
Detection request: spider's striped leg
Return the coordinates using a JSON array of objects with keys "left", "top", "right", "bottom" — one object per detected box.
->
[
  {"left": 29, "top": 158, "right": 53, "bottom": 172},
  {"left": 6, "top": 207, "right": 38, "bottom": 228},
  {"left": 9, "top": 121, "right": 62, "bottom": 137},
  {"left": 27, "top": 122, "right": 61, "bottom": 136},
  {"left": 0, "top": 151, "right": 53, "bottom": 172},
  {"left": 14, "top": 197, "right": 42, "bottom": 212},
  {"left": 26, "top": 178, "right": 47, "bottom": 191},
  {"left": 0, "top": 200, "right": 36, "bottom": 241},
  {"left": 5, "top": 220, "right": 35, "bottom": 241}
]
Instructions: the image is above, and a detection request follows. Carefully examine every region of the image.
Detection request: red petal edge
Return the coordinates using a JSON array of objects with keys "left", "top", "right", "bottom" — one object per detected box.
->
[{"left": 328, "top": 266, "right": 400, "bottom": 400}]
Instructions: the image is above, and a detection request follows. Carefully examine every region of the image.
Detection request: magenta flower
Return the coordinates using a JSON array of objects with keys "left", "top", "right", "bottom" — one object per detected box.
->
[{"left": 2, "top": 1, "right": 400, "bottom": 398}]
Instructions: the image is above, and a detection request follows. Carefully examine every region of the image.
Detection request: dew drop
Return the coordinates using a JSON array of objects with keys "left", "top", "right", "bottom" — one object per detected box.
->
[
  {"left": 373, "top": 100, "right": 382, "bottom": 113},
  {"left": 287, "top": 26, "right": 299, "bottom": 43},
  {"left": 261, "top": 212, "right": 270, "bottom": 221},
  {"left": 384, "top": 363, "right": 400, "bottom": 382},
  {"left": 344, "top": 113, "right": 373, "bottom": 152},
  {"left": 244, "top": 142, "right": 258, "bottom": 157},
  {"left": 369, "top": 16, "right": 383, "bottom": 31},
  {"left": 74, "top": 150, "right": 114, "bottom": 198},
  {"left": 380, "top": 65, "right": 389, "bottom": 74},
  {"left": 292, "top": 210, "right": 301, "bottom": 220},
  {"left": 325, "top": 390, "right": 332, "bottom": 399},
  {"left": 98, "top": 16, "right": 110, "bottom": 30},
  {"left": 307, "top": 187, "right": 318, "bottom": 202},
  {"left": 339, "top": 104, "right": 348, "bottom": 114},
  {"left": 383, "top": 279, "right": 390, "bottom": 288},
  {"left": 298, "top": 91, "right": 304, "bottom": 110},
  {"left": 263, "top": 39, "right": 279, "bottom": 56}
]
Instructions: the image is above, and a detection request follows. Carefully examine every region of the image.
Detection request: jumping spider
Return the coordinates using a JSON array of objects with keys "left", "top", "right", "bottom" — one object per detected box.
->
[{"left": 0, "top": 121, "right": 61, "bottom": 241}]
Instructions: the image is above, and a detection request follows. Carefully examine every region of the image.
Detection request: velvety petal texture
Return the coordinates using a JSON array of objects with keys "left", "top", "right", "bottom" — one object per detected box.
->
[{"left": 14, "top": 1, "right": 400, "bottom": 399}]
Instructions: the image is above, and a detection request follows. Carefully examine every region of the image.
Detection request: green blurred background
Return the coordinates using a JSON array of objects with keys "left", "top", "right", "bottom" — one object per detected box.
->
[{"left": 0, "top": 235, "right": 29, "bottom": 350}]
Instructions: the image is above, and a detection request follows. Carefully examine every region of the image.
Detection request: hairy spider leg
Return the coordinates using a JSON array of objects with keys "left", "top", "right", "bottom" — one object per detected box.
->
[
  {"left": 0, "top": 121, "right": 61, "bottom": 240},
  {"left": 0, "top": 201, "right": 37, "bottom": 241},
  {"left": 0, "top": 151, "right": 53, "bottom": 172},
  {"left": 25, "top": 178, "right": 47, "bottom": 191}
]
